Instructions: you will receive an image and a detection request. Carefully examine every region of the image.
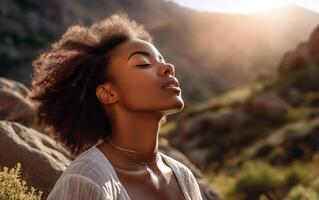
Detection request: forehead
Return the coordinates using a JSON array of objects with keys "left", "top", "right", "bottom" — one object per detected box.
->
[{"left": 111, "top": 39, "right": 161, "bottom": 60}]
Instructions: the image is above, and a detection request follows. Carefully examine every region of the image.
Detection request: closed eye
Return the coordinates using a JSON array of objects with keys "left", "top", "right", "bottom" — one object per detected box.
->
[{"left": 136, "top": 64, "right": 151, "bottom": 67}]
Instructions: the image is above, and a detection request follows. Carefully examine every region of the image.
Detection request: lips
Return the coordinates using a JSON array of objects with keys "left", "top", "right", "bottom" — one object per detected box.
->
[{"left": 162, "top": 77, "right": 180, "bottom": 88}]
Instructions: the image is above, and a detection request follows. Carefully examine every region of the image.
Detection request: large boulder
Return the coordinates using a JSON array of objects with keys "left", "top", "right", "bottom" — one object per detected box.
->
[
  {"left": 0, "top": 77, "right": 40, "bottom": 130},
  {"left": 0, "top": 120, "right": 72, "bottom": 198}
]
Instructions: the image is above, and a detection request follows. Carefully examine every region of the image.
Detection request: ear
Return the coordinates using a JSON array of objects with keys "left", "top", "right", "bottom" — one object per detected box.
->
[{"left": 96, "top": 83, "right": 118, "bottom": 104}]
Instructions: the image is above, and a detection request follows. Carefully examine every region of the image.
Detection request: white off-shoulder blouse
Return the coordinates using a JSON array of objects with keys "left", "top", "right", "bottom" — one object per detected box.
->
[{"left": 47, "top": 145, "right": 203, "bottom": 200}]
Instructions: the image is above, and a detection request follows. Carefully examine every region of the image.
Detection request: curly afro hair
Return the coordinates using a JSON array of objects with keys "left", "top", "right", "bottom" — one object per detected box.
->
[{"left": 27, "top": 12, "right": 153, "bottom": 156}]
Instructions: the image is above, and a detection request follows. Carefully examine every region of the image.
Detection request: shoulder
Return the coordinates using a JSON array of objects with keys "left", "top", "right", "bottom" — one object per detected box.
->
[
  {"left": 47, "top": 173, "right": 105, "bottom": 200},
  {"left": 160, "top": 151, "right": 203, "bottom": 200},
  {"left": 61, "top": 147, "right": 109, "bottom": 180},
  {"left": 51, "top": 146, "right": 119, "bottom": 194},
  {"left": 160, "top": 151, "right": 195, "bottom": 177}
]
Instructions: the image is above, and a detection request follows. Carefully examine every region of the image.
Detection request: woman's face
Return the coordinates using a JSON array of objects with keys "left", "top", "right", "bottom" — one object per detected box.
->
[{"left": 102, "top": 38, "right": 184, "bottom": 116}]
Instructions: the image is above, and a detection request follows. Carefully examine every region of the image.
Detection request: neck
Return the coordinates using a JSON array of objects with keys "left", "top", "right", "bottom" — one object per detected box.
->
[{"left": 107, "top": 109, "right": 163, "bottom": 163}]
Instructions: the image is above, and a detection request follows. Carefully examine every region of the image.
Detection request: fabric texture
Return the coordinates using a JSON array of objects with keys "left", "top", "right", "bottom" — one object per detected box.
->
[{"left": 47, "top": 145, "right": 203, "bottom": 200}]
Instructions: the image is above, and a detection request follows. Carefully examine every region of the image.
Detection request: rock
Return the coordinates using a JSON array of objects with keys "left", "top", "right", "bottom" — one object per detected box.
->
[
  {"left": 244, "top": 92, "right": 289, "bottom": 121},
  {"left": 278, "top": 49, "right": 307, "bottom": 75},
  {"left": 278, "top": 25, "right": 319, "bottom": 75},
  {"left": 0, "top": 120, "right": 72, "bottom": 198},
  {"left": 281, "top": 87, "right": 304, "bottom": 106},
  {"left": 0, "top": 77, "right": 36, "bottom": 128},
  {"left": 308, "top": 26, "right": 319, "bottom": 62},
  {"left": 0, "top": 77, "right": 30, "bottom": 97}
]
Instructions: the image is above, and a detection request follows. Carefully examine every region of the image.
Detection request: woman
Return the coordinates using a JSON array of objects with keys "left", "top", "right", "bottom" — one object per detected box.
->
[{"left": 27, "top": 12, "right": 202, "bottom": 200}]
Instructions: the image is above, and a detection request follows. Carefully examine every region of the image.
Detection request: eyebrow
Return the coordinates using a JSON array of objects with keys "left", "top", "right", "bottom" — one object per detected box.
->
[
  {"left": 127, "top": 51, "right": 149, "bottom": 60},
  {"left": 127, "top": 51, "right": 164, "bottom": 61}
]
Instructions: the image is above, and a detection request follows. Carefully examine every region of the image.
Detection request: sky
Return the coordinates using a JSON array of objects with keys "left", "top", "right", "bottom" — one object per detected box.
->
[{"left": 168, "top": 0, "right": 319, "bottom": 14}]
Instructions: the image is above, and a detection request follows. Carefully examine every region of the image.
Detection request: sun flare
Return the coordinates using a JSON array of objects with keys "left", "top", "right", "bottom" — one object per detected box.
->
[{"left": 235, "top": 0, "right": 290, "bottom": 14}]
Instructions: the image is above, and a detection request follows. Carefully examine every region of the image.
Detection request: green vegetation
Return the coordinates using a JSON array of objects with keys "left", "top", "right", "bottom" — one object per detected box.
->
[
  {"left": 284, "top": 185, "right": 319, "bottom": 200},
  {"left": 181, "top": 62, "right": 319, "bottom": 199},
  {"left": 0, "top": 163, "right": 43, "bottom": 200},
  {"left": 210, "top": 160, "right": 318, "bottom": 200}
]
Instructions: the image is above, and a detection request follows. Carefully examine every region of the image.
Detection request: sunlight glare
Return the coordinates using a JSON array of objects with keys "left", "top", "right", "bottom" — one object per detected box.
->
[{"left": 237, "top": 0, "right": 290, "bottom": 14}]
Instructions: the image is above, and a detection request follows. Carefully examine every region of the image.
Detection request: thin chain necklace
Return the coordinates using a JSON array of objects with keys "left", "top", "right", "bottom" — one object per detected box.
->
[{"left": 107, "top": 138, "right": 158, "bottom": 165}]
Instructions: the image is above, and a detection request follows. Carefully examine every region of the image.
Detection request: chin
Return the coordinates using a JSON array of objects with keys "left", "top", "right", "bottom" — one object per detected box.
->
[{"left": 163, "top": 99, "right": 184, "bottom": 116}]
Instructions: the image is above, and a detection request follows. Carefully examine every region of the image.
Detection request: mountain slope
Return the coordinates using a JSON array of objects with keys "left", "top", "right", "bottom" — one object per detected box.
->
[{"left": 1, "top": 0, "right": 319, "bottom": 104}]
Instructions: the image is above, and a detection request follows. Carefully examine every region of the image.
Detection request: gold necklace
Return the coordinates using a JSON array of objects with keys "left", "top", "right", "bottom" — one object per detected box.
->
[{"left": 107, "top": 138, "right": 158, "bottom": 165}]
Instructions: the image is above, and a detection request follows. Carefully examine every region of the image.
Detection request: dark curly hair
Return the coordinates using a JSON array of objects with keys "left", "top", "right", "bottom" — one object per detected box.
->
[{"left": 27, "top": 12, "right": 154, "bottom": 156}]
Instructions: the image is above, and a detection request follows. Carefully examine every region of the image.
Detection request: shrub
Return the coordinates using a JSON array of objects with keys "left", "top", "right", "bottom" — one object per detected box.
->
[
  {"left": 0, "top": 162, "right": 43, "bottom": 200},
  {"left": 233, "top": 160, "right": 287, "bottom": 200},
  {"left": 231, "top": 160, "right": 316, "bottom": 200},
  {"left": 284, "top": 185, "right": 319, "bottom": 200}
]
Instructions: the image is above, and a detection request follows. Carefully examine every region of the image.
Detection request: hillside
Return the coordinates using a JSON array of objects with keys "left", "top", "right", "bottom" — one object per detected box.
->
[
  {"left": 1, "top": 0, "right": 319, "bottom": 105},
  {"left": 164, "top": 24, "right": 319, "bottom": 199}
]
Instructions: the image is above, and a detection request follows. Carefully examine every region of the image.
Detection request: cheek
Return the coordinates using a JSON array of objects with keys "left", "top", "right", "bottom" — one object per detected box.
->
[{"left": 116, "top": 73, "right": 162, "bottom": 104}]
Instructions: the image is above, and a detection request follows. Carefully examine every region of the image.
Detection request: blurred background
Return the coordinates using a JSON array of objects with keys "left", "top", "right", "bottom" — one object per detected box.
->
[{"left": 1, "top": 0, "right": 319, "bottom": 199}]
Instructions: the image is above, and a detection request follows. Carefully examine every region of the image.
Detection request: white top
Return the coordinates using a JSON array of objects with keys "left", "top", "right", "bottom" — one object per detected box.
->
[{"left": 47, "top": 145, "right": 203, "bottom": 200}]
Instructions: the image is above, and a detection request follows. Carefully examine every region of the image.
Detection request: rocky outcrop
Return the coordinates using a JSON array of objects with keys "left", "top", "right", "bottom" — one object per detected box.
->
[
  {"left": 168, "top": 92, "right": 290, "bottom": 168},
  {"left": 168, "top": 25, "right": 319, "bottom": 174},
  {"left": 243, "top": 92, "right": 290, "bottom": 122},
  {"left": 277, "top": 25, "right": 319, "bottom": 97},
  {"left": 0, "top": 77, "right": 37, "bottom": 128},
  {"left": 279, "top": 26, "right": 319, "bottom": 74},
  {"left": 0, "top": 120, "right": 72, "bottom": 198},
  {"left": 0, "top": 77, "right": 73, "bottom": 198}
]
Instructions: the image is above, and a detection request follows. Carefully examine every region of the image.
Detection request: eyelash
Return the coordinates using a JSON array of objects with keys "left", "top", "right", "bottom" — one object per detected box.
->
[{"left": 136, "top": 64, "right": 151, "bottom": 67}]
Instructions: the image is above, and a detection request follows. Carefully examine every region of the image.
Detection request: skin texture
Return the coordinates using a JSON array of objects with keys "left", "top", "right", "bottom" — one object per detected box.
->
[{"left": 95, "top": 38, "right": 186, "bottom": 199}]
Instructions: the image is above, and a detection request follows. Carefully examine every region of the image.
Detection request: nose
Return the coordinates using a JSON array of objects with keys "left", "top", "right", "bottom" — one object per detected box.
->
[{"left": 160, "top": 63, "right": 175, "bottom": 76}]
